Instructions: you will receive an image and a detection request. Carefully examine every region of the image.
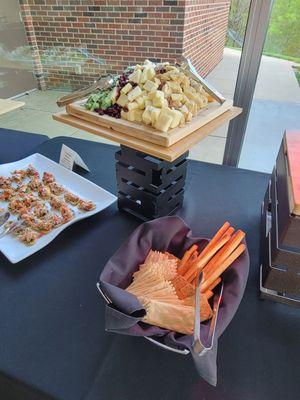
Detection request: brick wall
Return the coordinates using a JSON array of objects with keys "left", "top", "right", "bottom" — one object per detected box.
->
[
  {"left": 19, "top": 0, "right": 230, "bottom": 90},
  {"left": 183, "top": 0, "right": 231, "bottom": 77}
]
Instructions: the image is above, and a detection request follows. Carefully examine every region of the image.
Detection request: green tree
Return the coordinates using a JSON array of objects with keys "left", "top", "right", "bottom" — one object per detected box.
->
[
  {"left": 265, "top": 0, "right": 300, "bottom": 57},
  {"left": 227, "top": 0, "right": 300, "bottom": 59}
]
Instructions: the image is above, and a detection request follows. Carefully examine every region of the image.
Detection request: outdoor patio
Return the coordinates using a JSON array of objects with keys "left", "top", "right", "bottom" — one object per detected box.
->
[{"left": 0, "top": 48, "right": 299, "bottom": 172}]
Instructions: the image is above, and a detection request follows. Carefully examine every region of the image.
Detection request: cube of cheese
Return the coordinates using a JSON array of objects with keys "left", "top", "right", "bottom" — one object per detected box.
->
[
  {"left": 121, "top": 110, "right": 128, "bottom": 120},
  {"left": 144, "top": 59, "right": 154, "bottom": 66},
  {"left": 136, "top": 96, "right": 146, "bottom": 109},
  {"left": 141, "top": 67, "right": 156, "bottom": 83},
  {"left": 147, "top": 90, "right": 156, "bottom": 100},
  {"left": 117, "top": 94, "right": 129, "bottom": 107},
  {"left": 145, "top": 99, "right": 153, "bottom": 108},
  {"left": 180, "top": 104, "right": 189, "bottom": 118},
  {"left": 162, "top": 98, "right": 169, "bottom": 108},
  {"left": 121, "top": 83, "right": 132, "bottom": 95},
  {"left": 179, "top": 112, "right": 185, "bottom": 127},
  {"left": 171, "top": 93, "right": 183, "bottom": 101},
  {"left": 155, "top": 112, "right": 173, "bottom": 132},
  {"left": 184, "top": 89, "right": 198, "bottom": 103},
  {"left": 142, "top": 109, "right": 152, "bottom": 125},
  {"left": 170, "top": 110, "right": 182, "bottom": 129},
  {"left": 127, "top": 86, "right": 143, "bottom": 102},
  {"left": 160, "top": 108, "right": 181, "bottom": 129},
  {"left": 127, "top": 110, "right": 136, "bottom": 122},
  {"left": 186, "top": 112, "right": 193, "bottom": 122},
  {"left": 197, "top": 94, "right": 208, "bottom": 108},
  {"left": 128, "top": 69, "right": 142, "bottom": 84},
  {"left": 143, "top": 80, "right": 159, "bottom": 92},
  {"left": 168, "top": 81, "right": 182, "bottom": 93},
  {"left": 127, "top": 101, "right": 139, "bottom": 111},
  {"left": 134, "top": 109, "right": 143, "bottom": 122},
  {"left": 152, "top": 90, "right": 165, "bottom": 108},
  {"left": 149, "top": 107, "right": 161, "bottom": 125}
]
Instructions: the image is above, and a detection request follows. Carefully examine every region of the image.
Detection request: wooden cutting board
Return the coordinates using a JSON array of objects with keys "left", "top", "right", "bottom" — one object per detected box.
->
[
  {"left": 66, "top": 99, "right": 233, "bottom": 147},
  {"left": 53, "top": 106, "right": 242, "bottom": 162}
]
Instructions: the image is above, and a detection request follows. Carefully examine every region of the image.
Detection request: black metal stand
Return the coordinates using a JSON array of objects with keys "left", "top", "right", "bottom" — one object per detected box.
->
[{"left": 115, "top": 145, "right": 188, "bottom": 221}]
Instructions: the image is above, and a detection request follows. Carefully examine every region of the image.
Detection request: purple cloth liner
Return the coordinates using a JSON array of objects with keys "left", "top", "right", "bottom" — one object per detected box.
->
[{"left": 99, "top": 216, "right": 249, "bottom": 385}]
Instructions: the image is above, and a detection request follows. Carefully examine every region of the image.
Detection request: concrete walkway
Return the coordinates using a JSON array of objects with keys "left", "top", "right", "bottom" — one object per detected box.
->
[
  {"left": 0, "top": 47, "right": 299, "bottom": 171},
  {"left": 206, "top": 48, "right": 300, "bottom": 172}
]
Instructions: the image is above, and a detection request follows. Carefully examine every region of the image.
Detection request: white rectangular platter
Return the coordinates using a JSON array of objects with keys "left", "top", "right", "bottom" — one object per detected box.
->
[{"left": 0, "top": 153, "right": 117, "bottom": 263}]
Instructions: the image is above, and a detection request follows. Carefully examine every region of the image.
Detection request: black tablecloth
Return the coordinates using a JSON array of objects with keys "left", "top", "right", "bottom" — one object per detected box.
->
[
  {"left": 0, "top": 128, "right": 48, "bottom": 164},
  {"left": 0, "top": 135, "right": 299, "bottom": 400}
]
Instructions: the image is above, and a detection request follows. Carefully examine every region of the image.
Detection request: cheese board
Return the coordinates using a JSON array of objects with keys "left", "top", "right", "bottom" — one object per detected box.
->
[
  {"left": 53, "top": 106, "right": 242, "bottom": 162},
  {"left": 66, "top": 99, "right": 233, "bottom": 147}
]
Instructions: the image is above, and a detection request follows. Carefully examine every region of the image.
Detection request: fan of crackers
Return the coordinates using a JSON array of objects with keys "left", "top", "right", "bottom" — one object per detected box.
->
[{"left": 126, "top": 222, "right": 245, "bottom": 335}]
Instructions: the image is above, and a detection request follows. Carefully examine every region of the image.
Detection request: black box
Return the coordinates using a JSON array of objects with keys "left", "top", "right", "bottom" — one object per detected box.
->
[
  {"left": 115, "top": 146, "right": 188, "bottom": 221},
  {"left": 260, "top": 171, "right": 300, "bottom": 306}
]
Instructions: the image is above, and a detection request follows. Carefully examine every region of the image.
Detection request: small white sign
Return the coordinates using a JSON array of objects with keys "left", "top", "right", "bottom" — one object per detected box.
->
[{"left": 59, "top": 144, "right": 90, "bottom": 172}]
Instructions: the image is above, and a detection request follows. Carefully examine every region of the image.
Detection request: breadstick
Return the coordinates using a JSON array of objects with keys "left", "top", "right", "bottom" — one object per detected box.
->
[
  {"left": 183, "top": 233, "right": 231, "bottom": 283},
  {"left": 201, "top": 244, "right": 246, "bottom": 293},
  {"left": 198, "top": 221, "right": 230, "bottom": 258},
  {"left": 224, "top": 226, "right": 235, "bottom": 237},
  {"left": 177, "top": 244, "right": 198, "bottom": 274},
  {"left": 202, "top": 230, "right": 245, "bottom": 280},
  {"left": 205, "top": 290, "right": 214, "bottom": 299},
  {"left": 178, "top": 251, "right": 198, "bottom": 276},
  {"left": 206, "top": 277, "right": 221, "bottom": 292}
]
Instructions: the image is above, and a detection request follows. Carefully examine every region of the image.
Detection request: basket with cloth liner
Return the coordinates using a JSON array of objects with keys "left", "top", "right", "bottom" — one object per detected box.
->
[{"left": 97, "top": 216, "right": 249, "bottom": 385}]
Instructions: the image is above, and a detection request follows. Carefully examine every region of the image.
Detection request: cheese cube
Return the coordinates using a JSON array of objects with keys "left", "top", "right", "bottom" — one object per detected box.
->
[
  {"left": 149, "top": 107, "right": 161, "bottom": 125},
  {"left": 171, "top": 93, "right": 183, "bottom": 101},
  {"left": 127, "top": 101, "right": 139, "bottom": 111},
  {"left": 141, "top": 67, "right": 155, "bottom": 82},
  {"left": 134, "top": 109, "right": 143, "bottom": 122},
  {"left": 145, "top": 99, "right": 153, "bottom": 108},
  {"left": 160, "top": 107, "right": 181, "bottom": 129},
  {"left": 162, "top": 98, "right": 169, "bottom": 108},
  {"left": 127, "top": 86, "right": 143, "bottom": 101},
  {"left": 170, "top": 110, "right": 182, "bottom": 129},
  {"left": 127, "top": 110, "right": 136, "bottom": 122},
  {"left": 121, "top": 110, "right": 128, "bottom": 120},
  {"left": 184, "top": 89, "right": 198, "bottom": 103},
  {"left": 186, "top": 112, "right": 193, "bottom": 122},
  {"left": 128, "top": 69, "right": 142, "bottom": 84},
  {"left": 180, "top": 104, "right": 189, "bottom": 117},
  {"left": 117, "top": 94, "right": 129, "bottom": 107},
  {"left": 155, "top": 113, "right": 173, "bottom": 132},
  {"left": 121, "top": 83, "right": 132, "bottom": 95},
  {"left": 168, "top": 81, "right": 182, "bottom": 93},
  {"left": 161, "top": 107, "right": 182, "bottom": 128},
  {"left": 136, "top": 96, "right": 146, "bottom": 109},
  {"left": 152, "top": 91, "right": 165, "bottom": 108},
  {"left": 179, "top": 113, "right": 185, "bottom": 127},
  {"left": 142, "top": 109, "right": 152, "bottom": 125},
  {"left": 148, "top": 91, "right": 157, "bottom": 100},
  {"left": 143, "top": 80, "right": 159, "bottom": 92}
]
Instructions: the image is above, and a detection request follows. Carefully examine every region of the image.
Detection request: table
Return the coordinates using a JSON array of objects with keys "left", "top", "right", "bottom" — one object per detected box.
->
[
  {"left": 0, "top": 99, "right": 25, "bottom": 116},
  {"left": 0, "top": 134, "right": 299, "bottom": 400},
  {"left": 0, "top": 128, "right": 48, "bottom": 164}
]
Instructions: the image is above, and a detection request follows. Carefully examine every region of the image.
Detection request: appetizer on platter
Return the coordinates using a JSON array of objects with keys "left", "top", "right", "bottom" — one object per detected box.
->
[
  {"left": 0, "top": 165, "right": 96, "bottom": 246},
  {"left": 85, "top": 59, "right": 214, "bottom": 132},
  {"left": 126, "top": 222, "right": 245, "bottom": 335}
]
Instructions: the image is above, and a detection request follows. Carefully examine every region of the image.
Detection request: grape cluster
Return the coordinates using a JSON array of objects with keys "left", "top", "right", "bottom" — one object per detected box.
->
[
  {"left": 104, "top": 104, "right": 122, "bottom": 118},
  {"left": 118, "top": 72, "right": 130, "bottom": 88}
]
